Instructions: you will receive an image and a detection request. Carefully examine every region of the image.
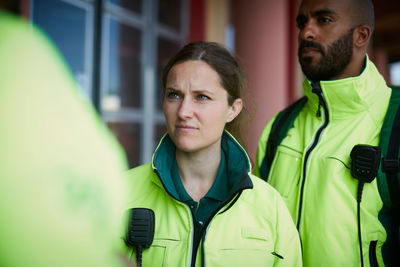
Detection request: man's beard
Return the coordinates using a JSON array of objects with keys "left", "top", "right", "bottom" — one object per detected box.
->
[{"left": 298, "top": 29, "right": 354, "bottom": 82}]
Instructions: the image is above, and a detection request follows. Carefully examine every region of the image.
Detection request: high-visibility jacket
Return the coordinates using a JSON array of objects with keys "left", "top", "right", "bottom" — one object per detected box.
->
[
  {"left": 255, "top": 57, "right": 391, "bottom": 266},
  {"left": 0, "top": 10, "right": 128, "bottom": 267},
  {"left": 124, "top": 132, "right": 302, "bottom": 267}
]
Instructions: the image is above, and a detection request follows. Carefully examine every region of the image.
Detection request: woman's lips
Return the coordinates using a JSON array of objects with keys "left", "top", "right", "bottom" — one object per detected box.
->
[{"left": 176, "top": 125, "right": 197, "bottom": 131}]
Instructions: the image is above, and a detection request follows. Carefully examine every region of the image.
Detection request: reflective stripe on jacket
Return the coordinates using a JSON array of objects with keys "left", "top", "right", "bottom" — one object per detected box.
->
[
  {"left": 124, "top": 132, "right": 302, "bottom": 266},
  {"left": 255, "top": 57, "right": 391, "bottom": 266}
]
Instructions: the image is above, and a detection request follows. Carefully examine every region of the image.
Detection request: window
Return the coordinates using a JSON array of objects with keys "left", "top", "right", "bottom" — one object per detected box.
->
[
  {"left": 32, "top": 0, "right": 93, "bottom": 98},
  {"left": 107, "top": 0, "right": 142, "bottom": 14},
  {"left": 32, "top": 0, "right": 189, "bottom": 168}
]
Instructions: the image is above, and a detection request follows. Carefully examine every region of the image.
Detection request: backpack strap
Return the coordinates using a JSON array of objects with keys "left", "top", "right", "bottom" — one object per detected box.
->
[
  {"left": 259, "top": 96, "right": 308, "bottom": 180},
  {"left": 377, "top": 85, "right": 400, "bottom": 264}
]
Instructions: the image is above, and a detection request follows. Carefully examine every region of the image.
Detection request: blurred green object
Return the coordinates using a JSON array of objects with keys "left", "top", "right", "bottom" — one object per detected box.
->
[{"left": 0, "top": 10, "right": 129, "bottom": 267}]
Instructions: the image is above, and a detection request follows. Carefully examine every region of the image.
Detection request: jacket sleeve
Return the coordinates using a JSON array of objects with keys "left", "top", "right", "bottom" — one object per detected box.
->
[
  {"left": 253, "top": 114, "right": 278, "bottom": 178},
  {"left": 272, "top": 192, "right": 303, "bottom": 267}
]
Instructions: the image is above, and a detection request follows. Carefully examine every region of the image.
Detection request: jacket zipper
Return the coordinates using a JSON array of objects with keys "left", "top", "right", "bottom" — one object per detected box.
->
[
  {"left": 187, "top": 205, "right": 196, "bottom": 267},
  {"left": 296, "top": 82, "right": 330, "bottom": 230},
  {"left": 191, "top": 191, "right": 245, "bottom": 267},
  {"left": 154, "top": 169, "right": 252, "bottom": 267}
]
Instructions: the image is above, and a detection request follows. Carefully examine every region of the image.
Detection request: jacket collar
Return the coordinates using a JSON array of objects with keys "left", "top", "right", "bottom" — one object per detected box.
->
[
  {"left": 150, "top": 131, "right": 253, "bottom": 200},
  {"left": 303, "top": 56, "right": 391, "bottom": 121}
]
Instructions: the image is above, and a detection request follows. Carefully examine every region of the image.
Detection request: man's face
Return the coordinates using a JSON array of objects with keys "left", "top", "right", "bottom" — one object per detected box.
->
[
  {"left": 296, "top": 0, "right": 355, "bottom": 81},
  {"left": 298, "top": 28, "right": 354, "bottom": 81}
]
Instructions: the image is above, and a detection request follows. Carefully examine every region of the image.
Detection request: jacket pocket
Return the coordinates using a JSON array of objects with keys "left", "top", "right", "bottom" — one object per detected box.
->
[
  {"left": 133, "top": 238, "right": 180, "bottom": 267},
  {"left": 241, "top": 227, "right": 268, "bottom": 241},
  {"left": 208, "top": 227, "right": 275, "bottom": 266},
  {"left": 219, "top": 228, "right": 274, "bottom": 266},
  {"left": 218, "top": 248, "right": 275, "bottom": 266},
  {"left": 140, "top": 242, "right": 167, "bottom": 267},
  {"left": 268, "top": 145, "right": 302, "bottom": 198},
  {"left": 268, "top": 146, "right": 302, "bottom": 218}
]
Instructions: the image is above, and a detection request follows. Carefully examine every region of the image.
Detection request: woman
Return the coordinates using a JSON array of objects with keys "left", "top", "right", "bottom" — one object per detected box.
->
[{"left": 123, "top": 42, "right": 302, "bottom": 266}]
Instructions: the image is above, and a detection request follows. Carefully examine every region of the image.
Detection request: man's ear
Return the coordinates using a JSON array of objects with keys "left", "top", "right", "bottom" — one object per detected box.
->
[
  {"left": 226, "top": 98, "right": 243, "bottom": 123},
  {"left": 354, "top": 25, "right": 371, "bottom": 49}
]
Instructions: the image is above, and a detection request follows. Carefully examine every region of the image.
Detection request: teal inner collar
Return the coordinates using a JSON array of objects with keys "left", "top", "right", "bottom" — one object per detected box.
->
[
  {"left": 152, "top": 131, "right": 250, "bottom": 200},
  {"left": 170, "top": 149, "right": 228, "bottom": 203}
]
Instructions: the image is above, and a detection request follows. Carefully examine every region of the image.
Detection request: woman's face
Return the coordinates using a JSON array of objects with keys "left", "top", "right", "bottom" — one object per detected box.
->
[{"left": 163, "top": 60, "right": 242, "bottom": 153}]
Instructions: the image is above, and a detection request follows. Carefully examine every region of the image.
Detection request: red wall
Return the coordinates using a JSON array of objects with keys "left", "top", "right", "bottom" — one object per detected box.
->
[
  {"left": 189, "top": 0, "right": 205, "bottom": 42},
  {"left": 233, "top": 0, "right": 290, "bottom": 163}
]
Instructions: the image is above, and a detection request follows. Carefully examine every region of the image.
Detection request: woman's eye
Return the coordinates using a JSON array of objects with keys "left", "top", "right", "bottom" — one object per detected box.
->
[
  {"left": 197, "top": 94, "right": 210, "bottom": 100},
  {"left": 167, "top": 92, "right": 180, "bottom": 99}
]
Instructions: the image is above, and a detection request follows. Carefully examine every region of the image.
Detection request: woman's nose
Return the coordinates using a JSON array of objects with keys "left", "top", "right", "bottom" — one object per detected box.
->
[{"left": 177, "top": 97, "right": 194, "bottom": 118}]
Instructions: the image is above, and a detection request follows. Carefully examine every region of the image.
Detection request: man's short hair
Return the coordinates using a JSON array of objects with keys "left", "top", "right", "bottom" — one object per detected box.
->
[{"left": 350, "top": 0, "right": 375, "bottom": 32}]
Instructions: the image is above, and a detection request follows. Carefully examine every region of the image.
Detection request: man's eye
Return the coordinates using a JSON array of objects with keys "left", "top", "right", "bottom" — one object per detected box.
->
[
  {"left": 296, "top": 16, "right": 307, "bottom": 29},
  {"left": 318, "top": 17, "right": 332, "bottom": 24},
  {"left": 297, "top": 20, "right": 306, "bottom": 29}
]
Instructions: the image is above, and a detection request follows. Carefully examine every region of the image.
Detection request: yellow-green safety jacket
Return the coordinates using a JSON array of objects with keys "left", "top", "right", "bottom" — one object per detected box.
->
[
  {"left": 0, "top": 10, "right": 128, "bottom": 267},
  {"left": 255, "top": 57, "right": 391, "bottom": 266},
  {"left": 124, "top": 132, "right": 302, "bottom": 267}
]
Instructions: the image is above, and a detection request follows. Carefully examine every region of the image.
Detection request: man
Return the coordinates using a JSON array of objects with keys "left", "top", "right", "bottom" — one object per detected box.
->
[
  {"left": 255, "top": 0, "right": 393, "bottom": 266},
  {"left": 0, "top": 10, "right": 130, "bottom": 266}
]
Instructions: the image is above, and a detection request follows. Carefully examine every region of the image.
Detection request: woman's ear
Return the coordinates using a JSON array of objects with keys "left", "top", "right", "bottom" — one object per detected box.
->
[
  {"left": 354, "top": 25, "right": 371, "bottom": 49},
  {"left": 226, "top": 98, "right": 243, "bottom": 123}
]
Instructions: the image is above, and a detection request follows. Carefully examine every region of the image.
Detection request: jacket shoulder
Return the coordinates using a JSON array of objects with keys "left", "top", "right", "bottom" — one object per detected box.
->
[
  {"left": 245, "top": 174, "right": 284, "bottom": 206},
  {"left": 125, "top": 163, "right": 157, "bottom": 200},
  {"left": 127, "top": 162, "right": 153, "bottom": 177}
]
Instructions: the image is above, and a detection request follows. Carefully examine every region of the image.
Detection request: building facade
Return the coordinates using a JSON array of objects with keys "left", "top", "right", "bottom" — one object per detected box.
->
[{"left": 13, "top": 0, "right": 400, "bottom": 167}]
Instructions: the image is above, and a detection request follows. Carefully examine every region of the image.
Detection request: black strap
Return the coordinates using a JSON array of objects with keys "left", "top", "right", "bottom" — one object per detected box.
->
[
  {"left": 260, "top": 96, "right": 307, "bottom": 180},
  {"left": 378, "top": 85, "right": 400, "bottom": 265},
  {"left": 382, "top": 102, "right": 400, "bottom": 258}
]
